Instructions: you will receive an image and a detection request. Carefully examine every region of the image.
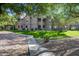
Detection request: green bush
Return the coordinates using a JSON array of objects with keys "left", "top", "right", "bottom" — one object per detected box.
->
[
  {"left": 11, "top": 30, "right": 67, "bottom": 40},
  {"left": 10, "top": 30, "right": 79, "bottom": 41}
]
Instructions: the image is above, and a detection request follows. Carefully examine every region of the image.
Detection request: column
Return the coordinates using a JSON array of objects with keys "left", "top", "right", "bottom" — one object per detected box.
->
[{"left": 41, "top": 18, "right": 43, "bottom": 30}]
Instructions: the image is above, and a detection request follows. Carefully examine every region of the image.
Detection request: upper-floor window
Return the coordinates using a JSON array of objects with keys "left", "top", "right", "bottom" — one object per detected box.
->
[
  {"left": 37, "top": 18, "right": 41, "bottom": 22},
  {"left": 43, "top": 18, "right": 46, "bottom": 22}
]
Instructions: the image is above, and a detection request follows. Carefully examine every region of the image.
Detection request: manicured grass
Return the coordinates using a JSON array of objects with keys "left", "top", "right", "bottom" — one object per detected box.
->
[{"left": 64, "top": 31, "right": 79, "bottom": 37}]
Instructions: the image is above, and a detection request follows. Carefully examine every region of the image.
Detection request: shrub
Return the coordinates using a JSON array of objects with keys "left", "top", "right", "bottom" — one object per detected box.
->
[{"left": 11, "top": 30, "right": 66, "bottom": 40}]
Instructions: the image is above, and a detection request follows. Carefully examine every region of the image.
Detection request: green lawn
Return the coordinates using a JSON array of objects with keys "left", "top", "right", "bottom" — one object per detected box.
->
[{"left": 64, "top": 31, "right": 79, "bottom": 37}]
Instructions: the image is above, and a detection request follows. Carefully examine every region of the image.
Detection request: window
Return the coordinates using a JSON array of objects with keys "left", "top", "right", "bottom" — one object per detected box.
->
[
  {"left": 26, "top": 26, "right": 27, "bottom": 28},
  {"left": 38, "top": 25, "right": 41, "bottom": 30},
  {"left": 37, "top": 18, "right": 41, "bottom": 22},
  {"left": 21, "top": 25, "right": 25, "bottom": 30},
  {"left": 21, "top": 25, "right": 23, "bottom": 28},
  {"left": 43, "top": 25, "right": 45, "bottom": 28},
  {"left": 18, "top": 25, "right": 20, "bottom": 28},
  {"left": 43, "top": 18, "right": 46, "bottom": 22}
]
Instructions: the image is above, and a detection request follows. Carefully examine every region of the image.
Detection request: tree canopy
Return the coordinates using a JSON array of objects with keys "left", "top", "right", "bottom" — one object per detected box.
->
[{"left": 0, "top": 3, "right": 79, "bottom": 28}]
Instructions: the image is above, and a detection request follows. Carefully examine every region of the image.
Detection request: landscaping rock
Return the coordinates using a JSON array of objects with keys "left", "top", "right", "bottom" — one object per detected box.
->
[
  {"left": 42, "top": 38, "right": 79, "bottom": 56},
  {"left": 28, "top": 36, "right": 55, "bottom": 56},
  {"left": 0, "top": 31, "right": 55, "bottom": 56},
  {"left": 0, "top": 31, "right": 29, "bottom": 56},
  {"left": 1, "top": 31, "right": 79, "bottom": 56}
]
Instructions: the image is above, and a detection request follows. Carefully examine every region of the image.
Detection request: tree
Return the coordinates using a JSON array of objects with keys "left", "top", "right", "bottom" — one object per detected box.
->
[{"left": 1, "top": 3, "right": 79, "bottom": 30}]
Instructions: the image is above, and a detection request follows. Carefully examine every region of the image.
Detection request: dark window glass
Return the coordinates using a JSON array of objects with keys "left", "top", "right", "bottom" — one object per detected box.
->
[
  {"left": 37, "top": 18, "right": 41, "bottom": 22},
  {"left": 43, "top": 25, "right": 45, "bottom": 28},
  {"left": 21, "top": 25, "right": 25, "bottom": 30},
  {"left": 21, "top": 25, "right": 23, "bottom": 28},
  {"left": 43, "top": 18, "right": 46, "bottom": 22},
  {"left": 26, "top": 26, "right": 27, "bottom": 28},
  {"left": 38, "top": 25, "right": 41, "bottom": 30}
]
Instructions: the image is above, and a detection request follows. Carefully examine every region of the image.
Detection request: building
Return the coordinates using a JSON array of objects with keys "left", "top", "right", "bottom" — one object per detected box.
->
[
  {"left": 16, "top": 15, "right": 52, "bottom": 30},
  {"left": 68, "top": 24, "right": 79, "bottom": 30}
]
